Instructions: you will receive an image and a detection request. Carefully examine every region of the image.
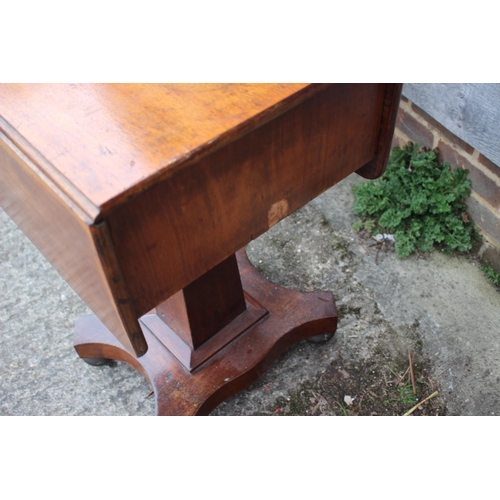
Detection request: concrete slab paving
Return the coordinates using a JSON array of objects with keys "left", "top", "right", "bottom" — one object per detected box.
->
[
  {"left": 1, "top": 172, "right": 499, "bottom": 416},
  {"left": 311, "top": 174, "right": 500, "bottom": 416}
]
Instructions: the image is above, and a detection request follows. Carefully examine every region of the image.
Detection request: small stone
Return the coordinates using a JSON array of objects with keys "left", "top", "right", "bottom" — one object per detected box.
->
[{"left": 344, "top": 395, "right": 355, "bottom": 405}]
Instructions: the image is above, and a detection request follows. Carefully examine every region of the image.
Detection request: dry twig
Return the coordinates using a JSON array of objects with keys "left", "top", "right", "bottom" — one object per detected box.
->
[
  {"left": 389, "top": 366, "right": 409, "bottom": 386},
  {"left": 408, "top": 350, "right": 416, "bottom": 396},
  {"left": 403, "top": 391, "right": 439, "bottom": 416}
]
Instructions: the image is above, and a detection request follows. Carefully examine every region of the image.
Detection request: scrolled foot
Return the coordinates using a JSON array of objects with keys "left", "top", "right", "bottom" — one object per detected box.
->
[
  {"left": 306, "top": 332, "right": 335, "bottom": 344},
  {"left": 81, "top": 357, "right": 117, "bottom": 367}
]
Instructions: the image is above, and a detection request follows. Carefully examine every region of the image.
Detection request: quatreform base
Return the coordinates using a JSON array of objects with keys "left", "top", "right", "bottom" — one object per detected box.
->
[{"left": 74, "top": 250, "right": 338, "bottom": 416}]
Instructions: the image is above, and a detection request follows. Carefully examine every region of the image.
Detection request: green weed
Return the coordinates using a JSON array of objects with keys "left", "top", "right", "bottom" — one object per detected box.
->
[
  {"left": 352, "top": 143, "right": 477, "bottom": 258},
  {"left": 397, "top": 382, "right": 417, "bottom": 407},
  {"left": 480, "top": 262, "right": 500, "bottom": 287}
]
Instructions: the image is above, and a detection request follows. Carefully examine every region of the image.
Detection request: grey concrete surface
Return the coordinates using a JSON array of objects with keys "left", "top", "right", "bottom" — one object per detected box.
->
[{"left": 1, "top": 173, "right": 499, "bottom": 416}]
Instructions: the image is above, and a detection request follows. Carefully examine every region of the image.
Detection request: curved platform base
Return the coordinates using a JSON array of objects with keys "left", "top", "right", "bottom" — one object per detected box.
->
[{"left": 74, "top": 250, "right": 338, "bottom": 415}]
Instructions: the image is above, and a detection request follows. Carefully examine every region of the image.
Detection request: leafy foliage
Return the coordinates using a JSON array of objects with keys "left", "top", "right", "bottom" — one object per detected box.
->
[
  {"left": 352, "top": 142, "right": 477, "bottom": 258},
  {"left": 480, "top": 262, "right": 500, "bottom": 287}
]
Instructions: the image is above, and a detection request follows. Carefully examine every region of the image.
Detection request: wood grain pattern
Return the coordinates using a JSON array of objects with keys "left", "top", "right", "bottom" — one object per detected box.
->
[
  {"left": 107, "top": 84, "right": 386, "bottom": 317},
  {"left": 0, "top": 132, "right": 147, "bottom": 356},
  {"left": 155, "top": 253, "right": 246, "bottom": 349},
  {"left": 0, "top": 84, "right": 324, "bottom": 216},
  {"left": 356, "top": 83, "right": 403, "bottom": 179},
  {"left": 141, "top": 292, "right": 268, "bottom": 372},
  {"left": 1, "top": 83, "right": 401, "bottom": 358}
]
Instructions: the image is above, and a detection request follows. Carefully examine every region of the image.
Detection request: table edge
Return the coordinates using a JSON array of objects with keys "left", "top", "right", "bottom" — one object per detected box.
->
[{"left": 0, "top": 83, "right": 330, "bottom": 223}]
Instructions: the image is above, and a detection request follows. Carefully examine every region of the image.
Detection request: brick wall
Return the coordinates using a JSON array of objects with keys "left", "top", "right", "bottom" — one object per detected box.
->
[{"left": 391, "top": 96, "right": 500, "bottom": 271}]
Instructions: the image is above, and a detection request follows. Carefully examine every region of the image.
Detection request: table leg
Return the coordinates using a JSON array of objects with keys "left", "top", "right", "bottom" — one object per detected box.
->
[{"left": 74, "top": 249, "right": 337, "bottom": 415}]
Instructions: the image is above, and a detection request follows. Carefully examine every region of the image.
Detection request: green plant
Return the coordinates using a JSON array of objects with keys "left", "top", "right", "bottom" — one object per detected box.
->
[
  {"left": 397, "top": 382, "right": 417, "bottom": 407},
  {"left": 480, "top": 262, "right": 500, "bottom": 287},
  {"left": 352, "top": 142, "right": 477, "bottom": 258}
]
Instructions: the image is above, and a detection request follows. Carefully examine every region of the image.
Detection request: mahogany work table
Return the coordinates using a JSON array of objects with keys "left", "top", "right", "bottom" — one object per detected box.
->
[{"left": 0, "top": 84, "right": 402, "bottom": 415}]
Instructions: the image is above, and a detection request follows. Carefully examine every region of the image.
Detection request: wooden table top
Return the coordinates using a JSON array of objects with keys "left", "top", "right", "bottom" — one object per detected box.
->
[
  {"left": 0, "top": 83, "right": 322, "bottom": 220},
  {"left": 0, "top": 83, "right": 402, "bottom": 356}
]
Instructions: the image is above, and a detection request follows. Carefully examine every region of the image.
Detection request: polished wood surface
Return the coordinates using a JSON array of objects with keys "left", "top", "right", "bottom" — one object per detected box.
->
[
  {"left": 156, "top": 254, "right": 246, "bottom": 349},
  {"left": 0, "top": 132, "right": 146, "bottom": 355},
  {"left": 106, "top": 84, "right": 388, "bottom": 319},
  {"left": 148, "top": 252, "right": 262, "bottom": 371},
  {"left": 356, "top": 83, "right": 403, "bottom": 179},
  {"left": 0, "top": 83, "right": 318, "bottom": 216}
]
